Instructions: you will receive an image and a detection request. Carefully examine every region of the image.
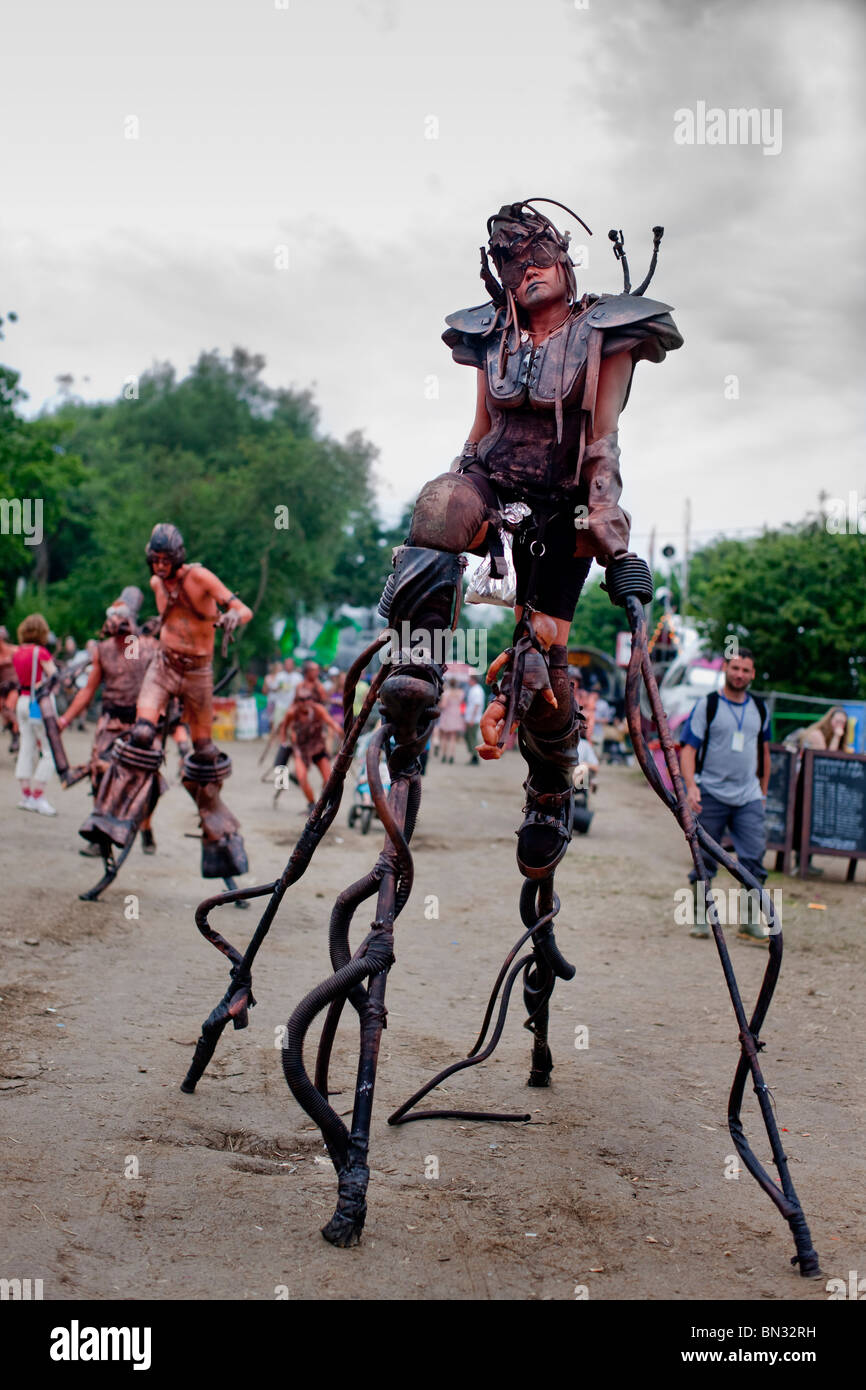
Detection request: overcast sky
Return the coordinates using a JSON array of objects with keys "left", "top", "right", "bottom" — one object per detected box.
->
[{"left": 3, "top": 0, "right": 864, "bottom": 561}]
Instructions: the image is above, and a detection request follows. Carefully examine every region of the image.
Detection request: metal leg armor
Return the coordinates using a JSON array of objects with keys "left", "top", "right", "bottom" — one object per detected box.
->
[
  {"left": 515, "top": 644, "right": 585, "bottom": 881},
  {"left": 80, "top": 721, "right": 166, "bottom": 851},
  {"left": 78, "top": 721, "right": 167, "bottom": 900},
  {"left": 181, "top": 743, "right": 248, "bottom": 879}
]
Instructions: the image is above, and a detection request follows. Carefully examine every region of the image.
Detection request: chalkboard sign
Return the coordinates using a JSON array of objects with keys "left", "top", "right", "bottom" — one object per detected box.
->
[
  {"left": 764, "top": 745, "right": 797, "bottom": 871},
  {"left": 800, "top": 749, "right": 866, "bottom": 879}
]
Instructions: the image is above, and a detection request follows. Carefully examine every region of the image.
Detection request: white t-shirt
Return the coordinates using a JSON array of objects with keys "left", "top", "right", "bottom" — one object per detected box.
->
[{"left": 464, "top": 683, "right": 484, "bottom": 724}]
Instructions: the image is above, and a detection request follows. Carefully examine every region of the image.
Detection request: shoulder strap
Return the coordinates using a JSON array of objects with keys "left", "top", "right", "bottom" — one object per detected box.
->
[
  {"left": 696, "top": 691, "right": 719, "bottom": 774},
  {"left": 751, "top": 694, "right": 768, "bottom": 776}
]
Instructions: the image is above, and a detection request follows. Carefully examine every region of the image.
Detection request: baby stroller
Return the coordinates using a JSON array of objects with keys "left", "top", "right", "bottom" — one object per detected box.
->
[
  {"left": 571, "top": 751, "right": 596, "bottom": 835},
  {"left": 347, "top": 726, "right": 391, "bottom": 835}
]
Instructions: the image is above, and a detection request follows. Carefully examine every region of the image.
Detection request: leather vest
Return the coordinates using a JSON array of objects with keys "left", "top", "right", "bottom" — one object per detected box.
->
[
  {"left": 480, "top": 309, "right": 595, "bottom": 498},
  {"left": 443, "top": 292, "right": 681, "bottom": 501},
  {"left": 98, "top": 633, "right": 158, "bottom": 706}
]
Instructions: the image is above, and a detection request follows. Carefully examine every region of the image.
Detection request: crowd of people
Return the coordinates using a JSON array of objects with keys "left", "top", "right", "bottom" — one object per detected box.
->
[
  {"left": 4, "top": 604, "right": 857, "bottom": 924},
  {"left": 1, "top": 619, "right": 641, "bottom": 834}
]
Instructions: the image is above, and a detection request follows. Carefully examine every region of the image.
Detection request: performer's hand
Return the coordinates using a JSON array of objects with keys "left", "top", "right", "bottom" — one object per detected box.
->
[
  {"left": 216, "top": 609, "right": 242, "bottom": 638},
  {"left": 478, "top": 696, "right": 507, "bottom": 759},
  {"left": 57, "top": 714, "right": 69, "bottom": 731},
  {"left": 216, "top": 608, "right": 242, "bottom": 656},
  {"left": 485, "top": 649, "right": 512, "bottom": 686},
  {"left": 686, "top": 783, "right": 702, "bottom": 815},
  {"left": 516, "top": 650, "right": 558, "bottom": 717}
]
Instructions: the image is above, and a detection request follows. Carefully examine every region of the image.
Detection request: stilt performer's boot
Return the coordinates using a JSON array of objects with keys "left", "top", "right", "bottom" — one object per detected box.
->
[
  {"left": 181, "top": 741, "right": 248, "bottom": 878},
  {"left": 80, "top": 718, "right": 167, "bottom": 852},
  {"left": 377, "top": 543, "right": 465, "bottom": 662}
]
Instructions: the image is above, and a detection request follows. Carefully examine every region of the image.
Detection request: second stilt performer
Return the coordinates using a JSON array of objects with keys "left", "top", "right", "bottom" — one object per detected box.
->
[{"left": 83, "top": 524, "right": 253, "bottom": 879}]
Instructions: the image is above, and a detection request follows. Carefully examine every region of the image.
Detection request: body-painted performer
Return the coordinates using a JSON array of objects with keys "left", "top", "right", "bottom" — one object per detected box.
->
[
  {"left": 380, "top": 199, "right": 682, "bottom": 878},
  {"left": 275, "top": 681, "right": 343, "bottom": 809},
  {"left": 82, "top": 524, "right": 253, "bottom": 879},
  {"left": 0, "top": 624, "right": 20, "bottom": 752},
  {"left": 58, "top": 587, "right": 160, "bottom": 855}
]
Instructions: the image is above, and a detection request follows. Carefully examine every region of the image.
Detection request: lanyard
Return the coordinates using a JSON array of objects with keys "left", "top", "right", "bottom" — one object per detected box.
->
[{"left": 719, "top": 693, "right": 749, "bottom": 733}]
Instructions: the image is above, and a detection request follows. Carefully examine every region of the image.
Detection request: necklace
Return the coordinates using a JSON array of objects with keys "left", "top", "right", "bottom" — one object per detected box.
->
[{"left": 524, "top": 306, "right": 575, "bottom": 346}]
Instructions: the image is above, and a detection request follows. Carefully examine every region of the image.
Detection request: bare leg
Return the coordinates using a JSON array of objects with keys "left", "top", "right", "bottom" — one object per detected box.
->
[{"left": 293, "top": 754, "right": 315, "bottom": 805}]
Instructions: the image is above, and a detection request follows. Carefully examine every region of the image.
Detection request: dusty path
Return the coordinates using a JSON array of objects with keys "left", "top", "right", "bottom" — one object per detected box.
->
[{"left": 1, "top": 731, "right": 863, "bottom": 1301}]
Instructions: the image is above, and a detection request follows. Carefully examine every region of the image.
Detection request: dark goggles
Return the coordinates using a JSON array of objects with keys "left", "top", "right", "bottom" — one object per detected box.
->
[{"left": 492, "top": 235, "right": 565, "bottom": 290}]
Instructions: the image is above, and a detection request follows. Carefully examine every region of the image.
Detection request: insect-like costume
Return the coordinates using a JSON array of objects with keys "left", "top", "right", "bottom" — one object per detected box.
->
[
  {"left": 180, "top": 203, "right": 821, "bottom": 1278},
  {"left": 385, "top": 199, "right": 682, "bottom": 877}
]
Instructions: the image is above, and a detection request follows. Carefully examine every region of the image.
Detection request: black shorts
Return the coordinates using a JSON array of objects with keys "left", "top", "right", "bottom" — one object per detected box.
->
[{"left": 461, "top": 465, "right": 593, "bottom": 622}]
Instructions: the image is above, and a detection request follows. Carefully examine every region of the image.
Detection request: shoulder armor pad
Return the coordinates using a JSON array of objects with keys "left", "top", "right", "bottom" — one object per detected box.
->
[
  {"left": 585, "top": 293, "right": 674, "bottom": 329},
  {"left": 443, "top": 301, "right": 498, "bottom": 335}
]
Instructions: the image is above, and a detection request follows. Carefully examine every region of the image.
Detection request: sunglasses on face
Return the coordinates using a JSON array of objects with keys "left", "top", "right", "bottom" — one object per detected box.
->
[{"left": 495, "top": 237, "right": 563, "bottom": 290}]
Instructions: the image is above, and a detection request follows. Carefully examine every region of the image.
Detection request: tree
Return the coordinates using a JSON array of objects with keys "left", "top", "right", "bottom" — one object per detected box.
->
[
  {"left": 687, "top": 521, "right": 866, "bottom": 697},
  {"left": 0, "top": 364, "right": 85, "bottom": 614},
  {"left": 1, "top": 347, "right": 397, "bottom": 667}
]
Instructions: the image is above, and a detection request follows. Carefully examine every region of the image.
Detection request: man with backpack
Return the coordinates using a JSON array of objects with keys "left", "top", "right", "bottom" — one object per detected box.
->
[{"left": 679, "top": 649, "right": 770, "bottom": 942}]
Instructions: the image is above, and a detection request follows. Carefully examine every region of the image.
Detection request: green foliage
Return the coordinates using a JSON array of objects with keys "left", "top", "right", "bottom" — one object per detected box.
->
[
  {"left": 1, "top": 348, "right": 399, "bottom": 664},
  {"left": 569, "top": 574, "right": 626, "bottom": 653},
  {"left": 687, "top": 522, "right": 866, "bottom": 697},
  {"left": 0, "top": 364, "right": 86, "bottom": 615}
]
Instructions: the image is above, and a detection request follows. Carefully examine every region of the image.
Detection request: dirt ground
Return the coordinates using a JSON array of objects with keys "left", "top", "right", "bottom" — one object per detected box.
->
[{"left": 1, "top": 728, "right": 864, "bottom": 1302}]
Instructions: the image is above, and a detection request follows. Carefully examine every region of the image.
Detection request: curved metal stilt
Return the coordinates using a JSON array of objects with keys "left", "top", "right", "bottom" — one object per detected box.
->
[
  {"left": 78, "top": 829, "right": 139, "bottom": 902},
  {"left": 618, "top": 588, "right": 820, "bottom": 1278},
  {"left": 179, "top": 640, "right": 389, "bottom": 1093},
  {"left": 281, "top": 667, "right": 437, "bottom": 1246}
]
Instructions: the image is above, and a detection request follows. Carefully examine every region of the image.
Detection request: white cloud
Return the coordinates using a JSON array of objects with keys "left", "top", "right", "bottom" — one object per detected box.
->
[{"left": 2, "top": 0, "right": 863, "bottom": 547}]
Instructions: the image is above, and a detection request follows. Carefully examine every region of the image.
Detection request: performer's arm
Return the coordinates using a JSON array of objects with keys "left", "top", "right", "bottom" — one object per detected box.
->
[
  {"left": 199, "top": 569, "right": 253, "bottom": 630},
  {"left": 315, "top": 703, "right": 344, "bottom": 738},
  {"left": 589, "top": 350, "right": 633, "bottom": 442},
  {"left": 58, "top": 658, "right": 102, "bottom": 729},
  {"left": 467, "top": 369, "right": 491, "bottom": 444}
]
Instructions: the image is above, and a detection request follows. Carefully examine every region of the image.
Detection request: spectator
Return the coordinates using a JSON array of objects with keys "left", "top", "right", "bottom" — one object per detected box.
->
[
  {"left": 327, "top": 669, "right": 346, "bottom": 723},
  {"left": 271, "top": 657, "right": 302, "bottom": 729},
  {"left": 12, "top": 613, "right": 59, "bottom": 815},
  {"left": 463, "top": 674, "right": 485, "bottom": 765},
  {"left": 301, "top": 660, "right": 327, "bottom": 702},
  {"left": 799, "top": 706, "right": 848, "bottom": 752},
  {"left": 679, "top": 649, "right": 770, "bottom": 944},
  {"left": 437, "top": 676, "right": 465, "bottom": 764},
  {"left": 791, "top": 706, "right": 849, "bottom": 875}
]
